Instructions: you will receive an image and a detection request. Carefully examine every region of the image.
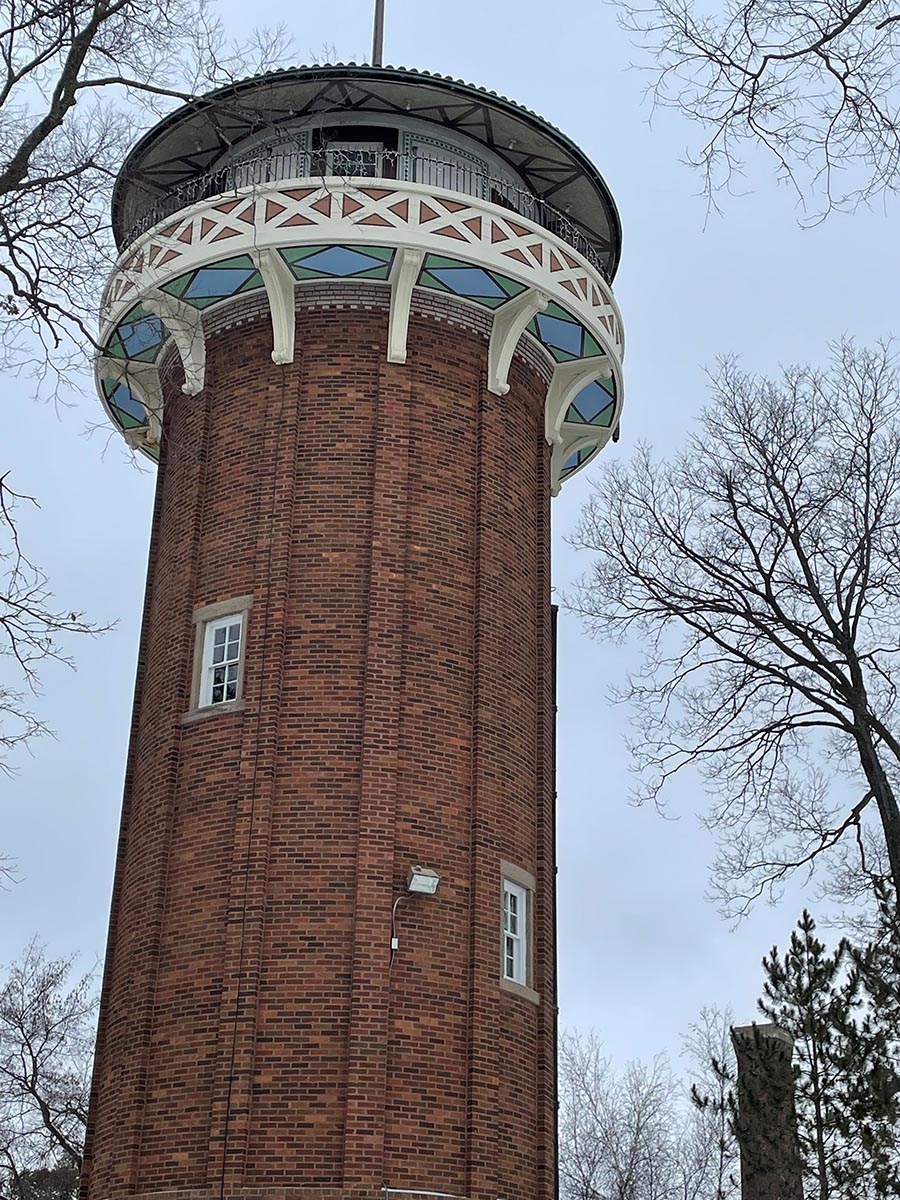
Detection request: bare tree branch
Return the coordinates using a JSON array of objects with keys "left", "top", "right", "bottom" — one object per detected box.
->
[
  {"left": 616, "top": 0, "right": 900, "bottom": 218},
  {"left": 570, "top": 339, "right": 900, "bottom": 917}
]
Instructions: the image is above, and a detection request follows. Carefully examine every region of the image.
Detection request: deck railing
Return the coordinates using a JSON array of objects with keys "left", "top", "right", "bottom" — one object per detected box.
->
[{"left": 121, "top": 148, "right": 610, "bottom": 279}]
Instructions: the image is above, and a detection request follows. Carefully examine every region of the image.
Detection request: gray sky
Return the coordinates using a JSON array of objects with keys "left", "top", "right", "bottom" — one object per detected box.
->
[{"left": 2, "top": 0, "right": 898, "bottom": 1070}]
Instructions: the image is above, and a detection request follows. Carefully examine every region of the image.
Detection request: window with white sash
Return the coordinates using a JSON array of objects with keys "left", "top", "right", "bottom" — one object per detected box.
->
[
  {"left": 502, "top": 878, "right": 528, "bottom": 986},
  {"left": 200, "top": 614, "right": 244, "bottom": 706}
]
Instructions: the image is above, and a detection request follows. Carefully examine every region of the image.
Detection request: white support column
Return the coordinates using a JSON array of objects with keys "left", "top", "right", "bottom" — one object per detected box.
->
[
  {"left": 486, "top": 288, "right": 548, "bottom": 396},
  {"left": 97, "top": 356, "right": 164, "bottom": 450},
  {"left": 544, "top": 357, "right": 613, "bottom": 445},
  {"left": 252, "top": 247, "right": 297, "bottom": 365},
  {"left": 387, "top": 247, "right": 425, "bottom": 364},
  {"left": 144, "top": 289, "right": 206, "bottom": 395}
]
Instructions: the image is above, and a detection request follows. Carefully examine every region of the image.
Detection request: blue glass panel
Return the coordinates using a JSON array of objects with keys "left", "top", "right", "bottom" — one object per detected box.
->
[
  {"left": 535, "top": 313, "right": 583, "bottom": 356},
  {"left": 429, "top": 268, "right": 506, "bottom": 298},
  {"left": 118, "top": 314, "right": 164, "bottom": 357},
  {"left": 301, "top": 246, "right": 384, "bottom": 276},
  {"left": 184, "top": 267, "right": 257, "bottom": 299},
  {"left": 569, "top": 380, "right": 615, "bottom": 425},
  {"left": 560, "top": 444, "right": 597, "bottom": 478},
  {"left": 104, "top": 381, "right": 146, "bottom": 429}
]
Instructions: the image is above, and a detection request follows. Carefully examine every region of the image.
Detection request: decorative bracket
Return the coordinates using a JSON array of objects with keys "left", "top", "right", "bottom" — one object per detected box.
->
[
  {"left": 387, "top": 248, "right": 425, "bottom": 364},
  {"left": 252, "top": 247, "right": 297, "bottom": 365},
  {"left": 144, "top": 289, "right": 206, "bottom": 395},
  {"left": 97, "top": 356, "right": 164, "bottom": 450},
  {"left": 544, "top": 357, "right": 613, "bottom": 445},
  {"left": 487, "top": 288, "right": 548, "bottom": 396}
]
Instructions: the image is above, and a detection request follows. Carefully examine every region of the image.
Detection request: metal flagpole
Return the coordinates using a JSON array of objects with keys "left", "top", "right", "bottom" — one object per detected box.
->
[{"left": 372, "top": 0, "right": 385, "bottom": 67}]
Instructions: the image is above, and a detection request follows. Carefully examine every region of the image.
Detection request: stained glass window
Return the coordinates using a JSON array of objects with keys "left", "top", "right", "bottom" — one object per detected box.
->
[
  {"left": 280, "top": 244, "right": 394, "bottom": 280},
  {"left": 565, "top": 378, "right": 616, "bottom": 427},
  {"left": 161, "top": 255, "right": 263, "bottom": 308},
  {"left": 527, "top": 302, "right": 604, "bottom": 363},
  {"left": 418, "top": 254, "right": 526, "bottom": 309},
  {"left": 560, "top": 444, "right": 598, "bottom": 480},
  {"left": 102, "top": 378, "right": 146, "bottom": 430},
  {"left": 104, "top": 304, "right": 167, "bottom": 362}
]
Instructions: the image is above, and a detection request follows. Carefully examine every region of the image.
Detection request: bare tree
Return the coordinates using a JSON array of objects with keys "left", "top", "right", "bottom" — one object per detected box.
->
[
  {"left": 0, "top": 0, "right": 291, "bottom": 379},
  {"left": 571, "top": 340, "right": 900, "bottom": 916},
  {"left": 0, "top": 942, "right": 98, "bottom": 1200},
  {"left": 0, "top": 473, "right": 109, "bottom": 779},
  {"left": 0, "top": 0, "right": 292, "bottom": 788},
  {"left": 683, "top": 1008, "right": 739, "bottom": 1200},
  {"left": 558, "top": 1031, "right": 728, "bottom": 1200},
  {"left": 617, "top": 0, "right": 900, "bottom": 218}
]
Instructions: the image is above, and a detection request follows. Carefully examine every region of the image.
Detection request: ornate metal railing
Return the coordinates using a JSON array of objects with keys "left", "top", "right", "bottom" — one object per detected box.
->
[{"left": 121, "top": 148, "right": 611, "bottom": 279}]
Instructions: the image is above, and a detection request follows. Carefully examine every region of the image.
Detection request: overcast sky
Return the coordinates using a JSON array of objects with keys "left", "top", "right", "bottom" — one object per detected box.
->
[{"left": 3, "top": 0, "right": 898, "bottom": 1071}]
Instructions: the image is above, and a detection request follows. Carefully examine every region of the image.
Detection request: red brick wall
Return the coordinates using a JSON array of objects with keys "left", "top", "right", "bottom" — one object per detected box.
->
[{"left": 82, "top": 289, "right": 556, "bottom": 1200}]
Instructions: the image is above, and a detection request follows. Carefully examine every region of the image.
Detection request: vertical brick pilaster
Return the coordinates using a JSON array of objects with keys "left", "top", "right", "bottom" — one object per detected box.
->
[
  {"left": 205, "top": 358, "right": 304, "bottom": 1189},
  {"left": 342, "top": 360, "right": 412, "bottom": 1192}
]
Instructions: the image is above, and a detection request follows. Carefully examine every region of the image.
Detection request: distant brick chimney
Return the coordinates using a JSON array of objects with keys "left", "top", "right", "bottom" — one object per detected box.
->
[{"left": 731, "top": 1024, "right": 803, "bottom": 1200}]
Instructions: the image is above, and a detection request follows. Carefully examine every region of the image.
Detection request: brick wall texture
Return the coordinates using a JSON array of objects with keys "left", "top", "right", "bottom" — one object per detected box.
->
[{"left": 81, "top": 288, "right": 557, "bottom": 1200}]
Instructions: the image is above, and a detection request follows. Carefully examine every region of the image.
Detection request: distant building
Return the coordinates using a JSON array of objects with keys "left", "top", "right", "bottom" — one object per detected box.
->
[{"left": 83, "top": 64, "right": 626, "bottom": 1200}]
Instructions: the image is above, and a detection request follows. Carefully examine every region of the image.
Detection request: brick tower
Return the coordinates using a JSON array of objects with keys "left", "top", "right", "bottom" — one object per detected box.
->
[{"left": 84, "top": 64, "right": 625, "bottom": 1200}]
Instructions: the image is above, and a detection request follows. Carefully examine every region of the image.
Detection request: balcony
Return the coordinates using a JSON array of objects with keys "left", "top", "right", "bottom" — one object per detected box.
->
[{"left": 121, "top": 149, "right": 612, "bottom": 281}]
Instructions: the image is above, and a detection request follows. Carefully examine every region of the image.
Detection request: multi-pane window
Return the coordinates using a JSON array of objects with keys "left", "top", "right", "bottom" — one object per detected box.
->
[
  {"left": 503, "top": 879, "right": 528, "bottom": 986},
  {"left": 200, "top": 614, "right": 243, "bottom": 707},
  {"left": 326, "top": 142, "right": 383, "bottom": 177}
]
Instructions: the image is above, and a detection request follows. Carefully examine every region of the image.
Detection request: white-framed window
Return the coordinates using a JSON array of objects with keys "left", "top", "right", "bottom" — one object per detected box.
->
[
  {"left": 503, "top": 879, "right": 528, "bottom": 986},
  {"left": 183, "top": 596, "right": 252, "bottom": 723},
  {"left": 200, "top": 614, "right": 244, "bottom": 707},
  {"left": 325, "top": 141, "right": 384, "bottom": 177}
]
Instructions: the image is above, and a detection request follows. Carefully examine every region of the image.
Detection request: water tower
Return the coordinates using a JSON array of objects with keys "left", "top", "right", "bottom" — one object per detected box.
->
[{"left": 83, "top": 60, "right": 624, "bottom": 1200}]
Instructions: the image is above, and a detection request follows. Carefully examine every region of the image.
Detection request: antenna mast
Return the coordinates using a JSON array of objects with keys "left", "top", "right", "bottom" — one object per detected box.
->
[{"left": 372, "top": 0, "right": 385, "bottom": 67}]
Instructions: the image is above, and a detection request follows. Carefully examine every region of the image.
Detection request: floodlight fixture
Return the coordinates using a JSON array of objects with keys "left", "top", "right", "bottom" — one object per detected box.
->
[{"left": 406, "top": 865, "right": 440, "bottom": 895}]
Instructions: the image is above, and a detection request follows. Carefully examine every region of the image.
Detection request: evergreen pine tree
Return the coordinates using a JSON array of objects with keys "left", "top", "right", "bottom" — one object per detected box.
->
[{"left": 758, "top": 910, "right": 900, "bottom": 1200}]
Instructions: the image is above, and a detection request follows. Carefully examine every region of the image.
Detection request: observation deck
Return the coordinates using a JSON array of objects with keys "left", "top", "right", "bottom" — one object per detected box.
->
[{"left": 95, "top": 64, "right": 625, "bottom": 490}]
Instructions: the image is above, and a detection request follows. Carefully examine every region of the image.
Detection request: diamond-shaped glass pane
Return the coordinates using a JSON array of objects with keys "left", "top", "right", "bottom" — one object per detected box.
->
[
  {"left": 429, "top": 267, "right": 506, "bottom": 298},
  {"left": 534, "top": 313, "right": 583, "bottom": 356},
  {"left": 184, "top": 267, "right": 257, "bottom": 299},
  {"left": 300, "top": 246, "right": 384, "bottom": 276},
  {"left": 567, "top": 380, "right": 615, "bottom": 426}
]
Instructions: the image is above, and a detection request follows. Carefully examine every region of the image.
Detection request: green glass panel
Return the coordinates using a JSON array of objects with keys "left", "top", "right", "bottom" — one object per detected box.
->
[
  {"left": 109, "top": 403, "right": 145, "bottom": 430},
  {"left": 422, "top": 253, "right": 471, "bottom": 270},
  {"left": 280, "top": 245, "right": 331, "bottom": 263},
  {"left": 582, "top": 332, "right": 604, "bottom": 358},
  {"left": 161, "top": 273, "right": 191, "bottom": 297},
  {"left": 358, "top": 245, "right": 394, "bottom": 261},
  {"left": 419, "top": 271, "right": 455, "bottom": 293},
  {"left": 208, "top": 254, "right": 255, "bottom": 269},
  {"left": 544, "top": 301, "right": 576, "bottom": 322},
  {"left": 495, "top": 274, "right": 526, "bottom": 298}
]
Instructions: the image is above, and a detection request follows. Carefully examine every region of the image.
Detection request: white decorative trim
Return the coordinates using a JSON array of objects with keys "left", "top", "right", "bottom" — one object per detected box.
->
[
  {"left": 544, "top": 357, "right": 613, "bottom": 445},
  {"left": 143, "top": 289, "right": 206, "bottom": 395},
  {"left": 101, "top": 179, "right": 623, "bottom": 362},
  {"left": 387, "top": 247, "right": 425, "bottom": 364},
  {"left": 97, "top": 177, "right": 626, "bottom": 486},
  {"left": 487, "top": 288, "right": 548, "bottom": 396},
  {"left": 251, "top": 246, "right": 297, "bottom": 364}
]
